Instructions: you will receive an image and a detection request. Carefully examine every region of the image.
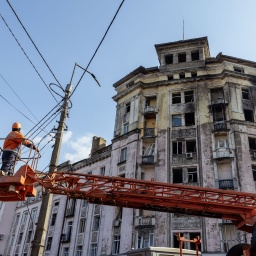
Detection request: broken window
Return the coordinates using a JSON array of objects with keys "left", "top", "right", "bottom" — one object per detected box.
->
[
  {"left": 249, "top": 138, "right": 256, "bottom": 151},
  {"left": 165, "top": 54, "right": 173, "bottom": 64},
  {"left": 173, "top": 141, "right": 182, "bottom": 155},
  {"left": 137, "top": 229, "right": 154, "bottom": 249},
  {"left": 173, "top": 168, "right": 183, "bottom": 183},
  {"left": 185, "top": 113, "right": 195, "bottom": 126},
  {"left": 125, "top": 102, "right": 130, "bottom": 113},
  {"left": 211, "top": 88, "right": 224, "bottom": 104},
  {"left": 179, "top": 72, "right": 185, "bottom": 79},
  {"left": 186, "top": 140, "right": 196, "bottom": 153},
  {"left": 172, "top": 92, "right": 181, "bottom": 104},
  {"left": 191, "top": 72, "right": 197, "bottom": 78},
  {"left": 143, "top": 144, "right": 155, "bottom": 156},
  {"left": 50, "top": 213, "right": 57, "bottom": 226},
  {"left": 252, "top": 165, "right": 256, "bottom": 181},
  {"left": 212, "top": 105, "right": 226, "bottom": 122},
  {"left": 168, "top": 75, "right": 174, "bottom": 81},
  {"left": 178, "top": 53, "right": 186, "bottom": 63},
  {"left": 188, "top": 168, "right": 197, "bottom": 183},
  {"left": 234, "top": 67, "right": 244, "bottom": 73},
  {"left": 242, "top": 88, "right": 250, "bottom": 100},
  {"left": 191, "top": 50, "right": 200, "bottom": 61},
  {"left": 244, "top": 109, "right": 254, "bottom": 122},
  {"left": 185, "top": 91, "right": 194, "bottom": 103},
  {"left": 172, "top": 115, "right": 182, "bottom": 127}
]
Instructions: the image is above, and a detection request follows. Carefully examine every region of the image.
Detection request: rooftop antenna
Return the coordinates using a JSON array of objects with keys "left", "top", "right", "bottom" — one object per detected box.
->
[{"left": 183, "top": 18, "right": 184, "bottom": 40}]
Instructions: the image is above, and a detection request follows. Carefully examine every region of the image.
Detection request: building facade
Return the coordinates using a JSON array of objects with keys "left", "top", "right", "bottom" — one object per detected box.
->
[{"left": 1, "top": 37, "right": 256, "bottom": 255}]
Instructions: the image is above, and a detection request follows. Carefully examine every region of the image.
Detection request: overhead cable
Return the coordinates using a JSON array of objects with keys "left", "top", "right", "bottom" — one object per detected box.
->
[
  {"left": 70, "top": 0, "right": 125, "bottom": 97},
  {"left": 0, "top": 73, "right": 39, "bottom": 122},
  {"left": 5, "top": 0, "right": 64, "bottom": 91},
  {"left": 25, "top": 100, "right": 63, "bottom": 139},
  {"left": 0, "top": 94, "right": 36, "bottom": 124},
  {"left": 0, "top": 13, "right": 59, "bottom": 103}
]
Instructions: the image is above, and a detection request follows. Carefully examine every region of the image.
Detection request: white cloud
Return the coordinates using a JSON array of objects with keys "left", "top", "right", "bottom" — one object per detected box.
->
[
  {"left": 62, "top": 130, "right": 73, "bottom": 144},
  {"left": 64, "top": 132, "right": 95, "bottom": 163}
]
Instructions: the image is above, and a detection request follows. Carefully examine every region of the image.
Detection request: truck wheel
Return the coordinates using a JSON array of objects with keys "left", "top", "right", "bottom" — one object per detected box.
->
[{"left": 226, "top": 243, "right": 250, "bottom": 256}]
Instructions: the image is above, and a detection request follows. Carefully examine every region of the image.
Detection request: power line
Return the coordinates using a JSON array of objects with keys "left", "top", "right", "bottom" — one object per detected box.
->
[
  {"left": 5, "top": 0, "right": 64, "bottom": 91},
  {"left": 0, "top": 13, "right": 59, "bottom": 103},
  {"left": 70, "top": 0, "right": 125, "bottom": 97},
  {"left": 0, "top": 94, "right": 36, "bottom": 124},
  {"left": 0, "top": 73, "right": 39, "bottom": 122}
]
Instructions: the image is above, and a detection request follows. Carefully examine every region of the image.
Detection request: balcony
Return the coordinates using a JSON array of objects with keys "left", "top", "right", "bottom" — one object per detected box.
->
[
  {"left": 218, "top": 179, "right": 234, "bottom": 190},
  {"left": 141, "top": 155, "right": 154, "bottom": 165},
  {"left": 61, "top": 233, "right": 71, "bottom": 243},
  {"left": 143, "top": 106, "right": 158, "bottom": 119},
  {"left": 143, "top": 128, "right": 155, "bottom": 138},
  {"left": 135, "top": 216, "right": 155, "bottom": 227},
  {"left": 212, "top": 122, "right": 229, "bottom": 133},
  {"left": 213, "top": 148, "right": 234, "bottom": 160}
]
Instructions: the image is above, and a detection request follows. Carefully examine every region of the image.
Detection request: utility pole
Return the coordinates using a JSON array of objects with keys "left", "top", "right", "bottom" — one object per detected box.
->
[{"left": 31, "top": 84, "right": 72, "bottom": 255}]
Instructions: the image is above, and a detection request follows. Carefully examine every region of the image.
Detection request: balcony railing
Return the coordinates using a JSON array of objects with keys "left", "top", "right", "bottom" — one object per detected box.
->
[
  {"left": 212, "top": 122, "right": 229, "bottom": 132},
  {"left": 143, "top": 106, "right": 158, "bottom": 118},
  {"left": 142, "top": 155, "right": 154, "bottom": 165},
  {"left": 218, "top": 179, "right": 234, "bottom": 190},
  {"left": 61, "top": 233, "right": 71, "bottom": 243},
  {"left": 144, "top": 128, "right": 155, "bottom": 138},
  {"left": 213, "top": 148, "right": 234, "bottom": 159},
  {"left": 135, "top": 216, "right": 155, "bottom": 227}
]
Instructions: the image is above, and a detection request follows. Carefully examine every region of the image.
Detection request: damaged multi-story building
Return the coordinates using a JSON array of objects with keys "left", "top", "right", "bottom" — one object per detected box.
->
[{"left": 1, "top": 36, "right": 256, "bottom": 256}]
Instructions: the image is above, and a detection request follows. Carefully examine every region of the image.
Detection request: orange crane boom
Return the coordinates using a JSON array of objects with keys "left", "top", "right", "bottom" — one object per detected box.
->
[{"left": 0, "top": 164, "right": 255, "bottom": 232}]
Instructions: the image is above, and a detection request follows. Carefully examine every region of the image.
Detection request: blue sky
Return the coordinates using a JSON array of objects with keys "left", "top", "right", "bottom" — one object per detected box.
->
[{"left": 1, "top": 0, "right": 256, "bottom": 171}]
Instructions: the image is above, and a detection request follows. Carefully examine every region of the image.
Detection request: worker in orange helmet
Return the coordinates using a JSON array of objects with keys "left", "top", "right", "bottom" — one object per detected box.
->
[{"left": 0, "top": 122, "right": 39, "bottom": 176}]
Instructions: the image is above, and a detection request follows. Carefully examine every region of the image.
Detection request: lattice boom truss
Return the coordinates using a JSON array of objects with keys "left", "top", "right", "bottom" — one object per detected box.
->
[{"left": 28, "top": 171, "right": 256, "bottom": 227}]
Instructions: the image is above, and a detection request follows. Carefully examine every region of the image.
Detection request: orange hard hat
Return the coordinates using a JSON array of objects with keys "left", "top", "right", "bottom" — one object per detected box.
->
[{"left": 12, "top": 122, "right": 22, "bottom": 129}]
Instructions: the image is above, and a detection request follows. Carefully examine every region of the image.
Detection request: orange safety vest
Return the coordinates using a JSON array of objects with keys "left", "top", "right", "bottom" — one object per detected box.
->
[{"left": 3, "top": 131, "right": 32, "bottom": 153}]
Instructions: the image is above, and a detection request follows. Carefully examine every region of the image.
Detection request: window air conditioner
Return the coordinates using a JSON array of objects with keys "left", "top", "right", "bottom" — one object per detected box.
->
[{"left": 186, "top": 153, "right": 193, "bottom": 159}]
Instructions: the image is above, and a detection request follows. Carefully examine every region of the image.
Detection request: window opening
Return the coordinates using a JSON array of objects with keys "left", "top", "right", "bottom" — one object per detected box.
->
[
  {"left": 191, "top": 72, "right": 197, "bottom": 78},
  {"left": 178, "top": 53, "right": 186, "bottom": 63},
  {"left": 63, "top": 247, "right": 69, "bottom": 256},
  {"left": 168, "top": 75, "right": 174, "bottom": 81},
  {"left": 144, "top": 144, "right": 155, "bottom": 156},
  {"left": 46, "top": 237, "right": 52, "bottom": 251},
  {"left": 173, "top": 233, "right": 184, "bottom": 248},
  {"left": 242, "top": 89, "right": 250, "bottom": 100},
  {"left": 112, "top": 234, "right": 121, "bottom": 254},
  {"left": 234, "top": 67, "right": 244, "bottom": 73},
  {"left": 125, "top": 102, "right": 130, "bottom": 113},
  {"left": 185, "top": 91, "right": 194, "bottom": 102},
  {"left": 79, "top": 218, "right": 86, "bottom": 233},
  {"left": 90, "top": 243, "right": 97, "bottom": 256},
  {"left": 123, "top": 123, "right": 129, "bottom": 134},
  {"left": 50, "top": 213, "right": 57, "bottom": 226},
  {"left": 213, "top": 105, "right": 226, "bottom": 122},
  {"left": 249, "top": 138, "right": 256, "bottom": 151},
  {"left": 189, "top": 233, "right": 201, "bottom": 251},
  {"left": 172, "top": 92, "right": 181, "bottom": 104},
  {"left": 172, "top": 115, "right": 182, "bottom": 127},
  {"left": 76, "top": 246, "right": 83, "bottom": 256},
  {"left": 188, "top": 168, "right": 197, "bottom": 183},
  {"left": 120, "top": 148, "right": 127, "bottom": 162},
  {"left": 179, "top": 72, "right": 185, "bottom": 79},
  {"left": 173, "top": 141, "right": 182, "bottom": 155},
  {"left": 191, "top": 50, "right": 200, "bottom": 61},
  {"left": 165, "top": 54, "right": 173, "bottom": 64},
  {"left": 100, "top": 166, "right": 105, "bottom": 176},
  {"left": 137, "top": 229, "right": 154, "bottom": 249},
  {"left": 185, "top": 113, "right": 195, "bottom": 126},
  {"left": 252, "top": 165, "right": 256, "bottom": 181},
  {"left": 244, "top": 109, "right": 254, "bottom": 122},
  {"left": 173, "top": 169, "right": 183, "bottom": 183},
  {"left": 186, "top": 140, "right": 196, "bottom": 153},
  {"left": 93, "top": 216, "right": 100, "bottom": 231}
]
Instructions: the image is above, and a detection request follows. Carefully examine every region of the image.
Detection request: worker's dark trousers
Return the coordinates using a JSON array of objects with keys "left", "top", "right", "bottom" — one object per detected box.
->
[{"left": 1, "top": 150, "right": 17, "bottom": 175}]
